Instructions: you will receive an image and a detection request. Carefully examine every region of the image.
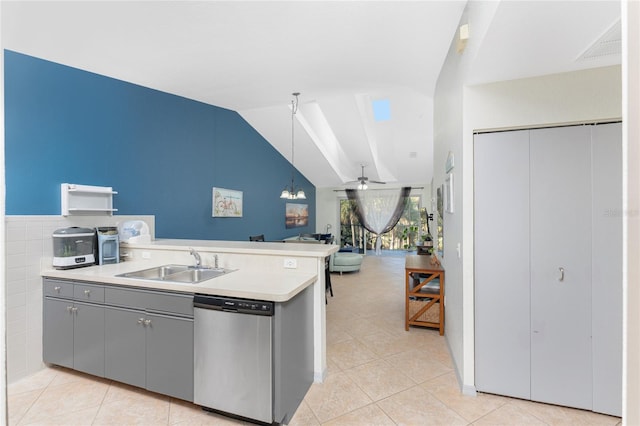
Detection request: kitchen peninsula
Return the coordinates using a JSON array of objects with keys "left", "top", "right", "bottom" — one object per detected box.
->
[{"left": 41, "top": 239, "right": 337, "bottom": 424}]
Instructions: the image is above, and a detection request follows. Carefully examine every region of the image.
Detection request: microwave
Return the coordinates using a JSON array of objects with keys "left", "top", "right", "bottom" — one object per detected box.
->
[{"left": 52, "top": 227, "right": 96, "bottom": 269}]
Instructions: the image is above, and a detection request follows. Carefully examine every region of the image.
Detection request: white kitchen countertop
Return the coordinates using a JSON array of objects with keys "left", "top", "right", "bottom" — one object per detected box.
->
[
  {"left": 41, "top": 259, "right": 317, "bottom": 302},
  {"left": 125, "top": 238, "right": 339, "bottom": 257},
  {"left": 42, "top": 238, "right": 337, "bottom": 302}
]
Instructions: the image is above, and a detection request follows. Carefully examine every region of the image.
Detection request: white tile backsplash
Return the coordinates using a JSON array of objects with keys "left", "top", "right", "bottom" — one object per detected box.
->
[{"left": 4, "top": 214, "right": 155, "bottom": 384}]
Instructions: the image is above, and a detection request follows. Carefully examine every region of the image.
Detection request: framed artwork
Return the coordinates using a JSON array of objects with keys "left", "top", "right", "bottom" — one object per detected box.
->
[
  {"left": 446, "top": 151, "right": 455, "bottom": 173},
  {"left": 445, "top": 173, "right": 454, "bottom": 214},
  {"left": 436, "top": 185, "right": 444, "bottom": 257},
  {"left": 285, "top": 203, "right": 309, "bottom": 228},
  {"left": 212, "top": 187, "right": 243, "bottom": 217}
]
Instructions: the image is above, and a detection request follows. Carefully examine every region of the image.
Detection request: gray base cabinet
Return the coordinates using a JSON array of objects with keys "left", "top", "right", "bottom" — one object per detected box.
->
[
  {"left": 104, "top": 306, "right": 147, "bottom": 388},
  {"left": 43, "top": 297, "right": 74, "bottom": 370},
  {"left": 146, "top": 312, "right": 194, "bottom": 400},
  {"left": 43, "top": 277, "right": 194, "bottom": 402},
  {"left": 43, "top": 281, "right": 105, "bottom": 378}
]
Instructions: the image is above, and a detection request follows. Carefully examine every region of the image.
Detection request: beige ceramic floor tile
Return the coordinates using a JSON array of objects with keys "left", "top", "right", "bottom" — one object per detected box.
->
[
  {"left": 339, "top": 317, "right": 388, "bottom": 340},
  {"left": 304, "top": 372, "right": 372, "bottom": 423},
  {"left": 509, "top": 398, "right": 621, "bottom": 425},
  {"left": 322, "top": 403, "right": 396, "bottom": 426},
  {"left": 8, "top": 388, "right": 41, "bottom": 426},
  {"left": 287, "top": 400, "right": 320, "bottom": 426},
  {"left": 19, "top": 405, "right": 100, "bottom": 426},
  {"left": 473, "top": 402, "right": 547, "bottom": 425},
  {"left": 101, "top": 381, "right": 170, "bottom": 406},
  {"left": 356, "top": 329, "right": 417, "bottom": 358},
  {"left": 18, "top": 377, "right": 109, "bottom": 425},
  {"left": 344, "top": 358, "right": 416, "bottom": 402},
  {"left": 377, "top": 386, "right": 468, "bottom": 425},
  {"left": 422, "top": 371, "right": 508, "bottom": 423},
  {"left": 93, "top": 393, "right": 170, "bottom": 425},
  {"left": 327, "top": 339, "right": 379, "bottom": 370},
  {"left": 168, "top": 398, "right": 248, "bottom": 425},
  {"left": 383, "top": 347, "right": 453, "bottom": 384},
  {"left": 326, "top": 328, "right": 354, "bottom": 346},
  {"left": 8, "top": 367, "right": 57, "bottom": 396},
  {"left": 46, "top": 367, "right": 108, "bottom": 387}
]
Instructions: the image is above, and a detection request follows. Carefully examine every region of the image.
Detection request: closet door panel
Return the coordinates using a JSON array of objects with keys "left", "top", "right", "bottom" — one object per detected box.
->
[
  {"left": 591, "top": 122, "right": 622, "bottom": 416},
  {"left": 474, "top": 130, "right": 531, "bottom": 398},
  {"left": 530, "top": 126, "right": 592, "bottom": 409}
]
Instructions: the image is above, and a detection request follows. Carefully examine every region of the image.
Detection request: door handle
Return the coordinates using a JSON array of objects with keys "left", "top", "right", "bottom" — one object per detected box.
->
[{"left": 558, "top": 267, "right": 565, "bottom": 282}]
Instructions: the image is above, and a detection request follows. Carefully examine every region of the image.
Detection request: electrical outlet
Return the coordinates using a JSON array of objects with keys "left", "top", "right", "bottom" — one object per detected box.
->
[{"left": 284, "top": 258, "right": 297, "bottom": 269}]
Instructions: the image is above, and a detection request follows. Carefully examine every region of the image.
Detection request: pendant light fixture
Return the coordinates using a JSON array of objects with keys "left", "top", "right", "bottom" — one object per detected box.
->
[{"left": 280, "top": 92, "right": 306, "bottom": 200}]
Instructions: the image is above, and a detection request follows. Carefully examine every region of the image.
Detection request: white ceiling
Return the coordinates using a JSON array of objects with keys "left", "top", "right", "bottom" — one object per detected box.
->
[{"left": 2, "top": 1, "right": 621, "bottom": 189}]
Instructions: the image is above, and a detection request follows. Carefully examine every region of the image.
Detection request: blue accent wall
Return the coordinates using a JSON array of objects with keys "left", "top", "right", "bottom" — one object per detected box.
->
[{"left": 4, "top": 50, "right": 315, "bottom": 240}]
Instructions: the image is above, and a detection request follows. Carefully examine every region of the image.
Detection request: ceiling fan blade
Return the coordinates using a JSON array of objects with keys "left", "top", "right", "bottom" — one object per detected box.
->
[{"left": 369, "top": 180, "right": 386, "bottom": 184}]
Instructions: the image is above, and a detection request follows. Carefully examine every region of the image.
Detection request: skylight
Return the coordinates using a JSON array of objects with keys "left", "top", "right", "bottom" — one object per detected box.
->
[{"left": 372, "top": 99, "right": 391, "bottom": 122}]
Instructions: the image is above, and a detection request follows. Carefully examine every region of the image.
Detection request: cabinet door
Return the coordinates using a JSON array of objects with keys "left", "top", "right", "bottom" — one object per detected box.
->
[
  {"left": 474, "top": 130, "right": 531, "bottom": 399},
  {"left": 530, "top": 126, "right": 592, "bottom": 409},
  {"left": 73, "top": 302, "right": 105, "bottom": 377},
  {"left": 591, "top": 122, "right": 623, "bottom": 416},
  {"left": 43, "top": 298, "right": 74, "bottom": 369},
  {"left": 105, "top": 306, "right": 146, "bottom": 388},
  {"left": 145, "top": 312, "right": 194, "bottom": 401}
]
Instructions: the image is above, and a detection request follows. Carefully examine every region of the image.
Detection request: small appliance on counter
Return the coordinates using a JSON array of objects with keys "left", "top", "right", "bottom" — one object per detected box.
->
[
  {"left": 118, "top": 220, "right": 151, "bottom": 244},
  {"left": 52, "top": 227, "right": 97, "bottom": 269},
  {"left": 96, "top": 226, "right": 120, "bottom": 265}
]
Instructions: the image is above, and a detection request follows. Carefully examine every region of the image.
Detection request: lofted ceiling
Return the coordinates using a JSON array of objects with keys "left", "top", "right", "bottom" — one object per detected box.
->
[{"left": 2, "top": 1, "right": 621, "bottom": 189}]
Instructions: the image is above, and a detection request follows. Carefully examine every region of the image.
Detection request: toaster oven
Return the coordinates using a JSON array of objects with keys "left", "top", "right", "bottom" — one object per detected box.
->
[{"left": 52, "top": 227, "right": 96, "bottom": 269}]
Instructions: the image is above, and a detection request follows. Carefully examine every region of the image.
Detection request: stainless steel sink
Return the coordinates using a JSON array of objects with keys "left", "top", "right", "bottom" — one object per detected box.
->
[{"left": 117, "top": 264, "right": 233, "bottom": 284}]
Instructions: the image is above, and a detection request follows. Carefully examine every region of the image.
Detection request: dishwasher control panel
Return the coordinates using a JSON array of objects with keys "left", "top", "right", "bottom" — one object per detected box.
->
[{"left": 194, "top": 294, "right": 274, "bottom": 316}]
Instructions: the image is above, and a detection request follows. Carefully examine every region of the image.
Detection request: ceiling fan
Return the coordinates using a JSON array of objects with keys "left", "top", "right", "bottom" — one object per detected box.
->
[{"left": 347, "top": 165, "right": 386, "bottom": 189}]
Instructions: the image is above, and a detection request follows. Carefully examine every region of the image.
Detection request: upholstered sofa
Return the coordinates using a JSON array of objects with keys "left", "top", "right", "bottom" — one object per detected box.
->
[{"left": 329, "top": 251, "right": 364, "bottom": 274}]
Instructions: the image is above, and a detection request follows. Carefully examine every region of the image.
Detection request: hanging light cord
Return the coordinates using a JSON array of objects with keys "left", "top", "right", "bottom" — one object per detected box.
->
[{"left": 290, "top": 92, "right": 299, "bottom": 187}]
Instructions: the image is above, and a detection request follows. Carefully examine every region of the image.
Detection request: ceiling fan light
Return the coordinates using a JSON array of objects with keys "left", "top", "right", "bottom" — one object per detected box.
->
[{"left": 358, "top": 182, "right": 368, "bottom": 190}]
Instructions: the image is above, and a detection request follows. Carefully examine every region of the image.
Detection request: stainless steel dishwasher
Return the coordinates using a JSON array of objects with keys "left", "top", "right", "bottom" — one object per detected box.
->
[{"left": 193, "top": 294, "right": 274, "bottom": 424}]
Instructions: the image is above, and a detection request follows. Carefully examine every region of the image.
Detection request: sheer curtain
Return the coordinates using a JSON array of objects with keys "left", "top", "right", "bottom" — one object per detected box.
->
[{"left": 346, "top": 187, "right": 411, "bottom": 254}]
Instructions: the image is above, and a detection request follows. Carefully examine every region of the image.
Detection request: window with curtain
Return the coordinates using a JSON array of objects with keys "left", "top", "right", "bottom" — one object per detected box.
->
[{"left": 340, "top": 187, "right": 422, "bottom": 254}]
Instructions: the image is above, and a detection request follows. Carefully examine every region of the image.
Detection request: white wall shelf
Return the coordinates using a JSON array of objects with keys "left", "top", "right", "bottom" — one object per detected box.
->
[{"left": 61, "top": 183, "right": 118, "bottom": 216}]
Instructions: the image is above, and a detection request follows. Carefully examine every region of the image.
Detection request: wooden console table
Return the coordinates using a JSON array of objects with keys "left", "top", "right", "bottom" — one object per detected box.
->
[{"left": 405, "top": 255, "right": 445, "bottom": 335}]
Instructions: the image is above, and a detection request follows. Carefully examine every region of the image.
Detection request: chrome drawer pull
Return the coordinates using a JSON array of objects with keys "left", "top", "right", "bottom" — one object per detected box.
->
[
  {"left": 559, "top": 267, "right": 565, "bottom": 282},
  {"left": 84, "top": 289, "right": 91, "bottom": 296},
  {"left": 54, "top": 286, "right": 61, "bottom": 292}
]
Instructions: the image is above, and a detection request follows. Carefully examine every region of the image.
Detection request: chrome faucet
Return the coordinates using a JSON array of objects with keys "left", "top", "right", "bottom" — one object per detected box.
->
[
  {"left": 189, "top": 247, "right": 201, "bottom": 267},
  {"left": 212, "top": 254, "right": 219, "bottom": 269}
]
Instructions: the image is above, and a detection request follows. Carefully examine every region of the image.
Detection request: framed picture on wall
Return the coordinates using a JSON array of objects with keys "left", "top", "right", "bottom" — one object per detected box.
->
[
  {"left": 285, "top": 203, "right": 309, "bottom": 228},
  {"left": 445, "top": 173, "right": 454, "bottom": 214},
  {"left": 212, "top": 187, "right": 243, "bottom": 217}
]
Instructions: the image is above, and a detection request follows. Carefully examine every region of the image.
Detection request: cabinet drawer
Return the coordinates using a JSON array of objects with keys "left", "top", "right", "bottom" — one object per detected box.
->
[
  {"left": 74, "top": 284, "right": 105, "bottom": 303},
  {"left": 43, "top": 279, "right": 74, "bottom": 299},
  {"left": 105, "top": 287, "right": 193, "bottom": 317}
]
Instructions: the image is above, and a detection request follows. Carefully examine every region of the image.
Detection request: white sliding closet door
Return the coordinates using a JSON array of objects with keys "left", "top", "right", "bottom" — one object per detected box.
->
[
  {"left": 474, "top": 130, "right": 531, "bottom": 399},
  {"left": 529, "top": 126, "right": 593, "bottom": 409},
  {"left": 474, "top": 124, "right": 622, "bottom": 416}
]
